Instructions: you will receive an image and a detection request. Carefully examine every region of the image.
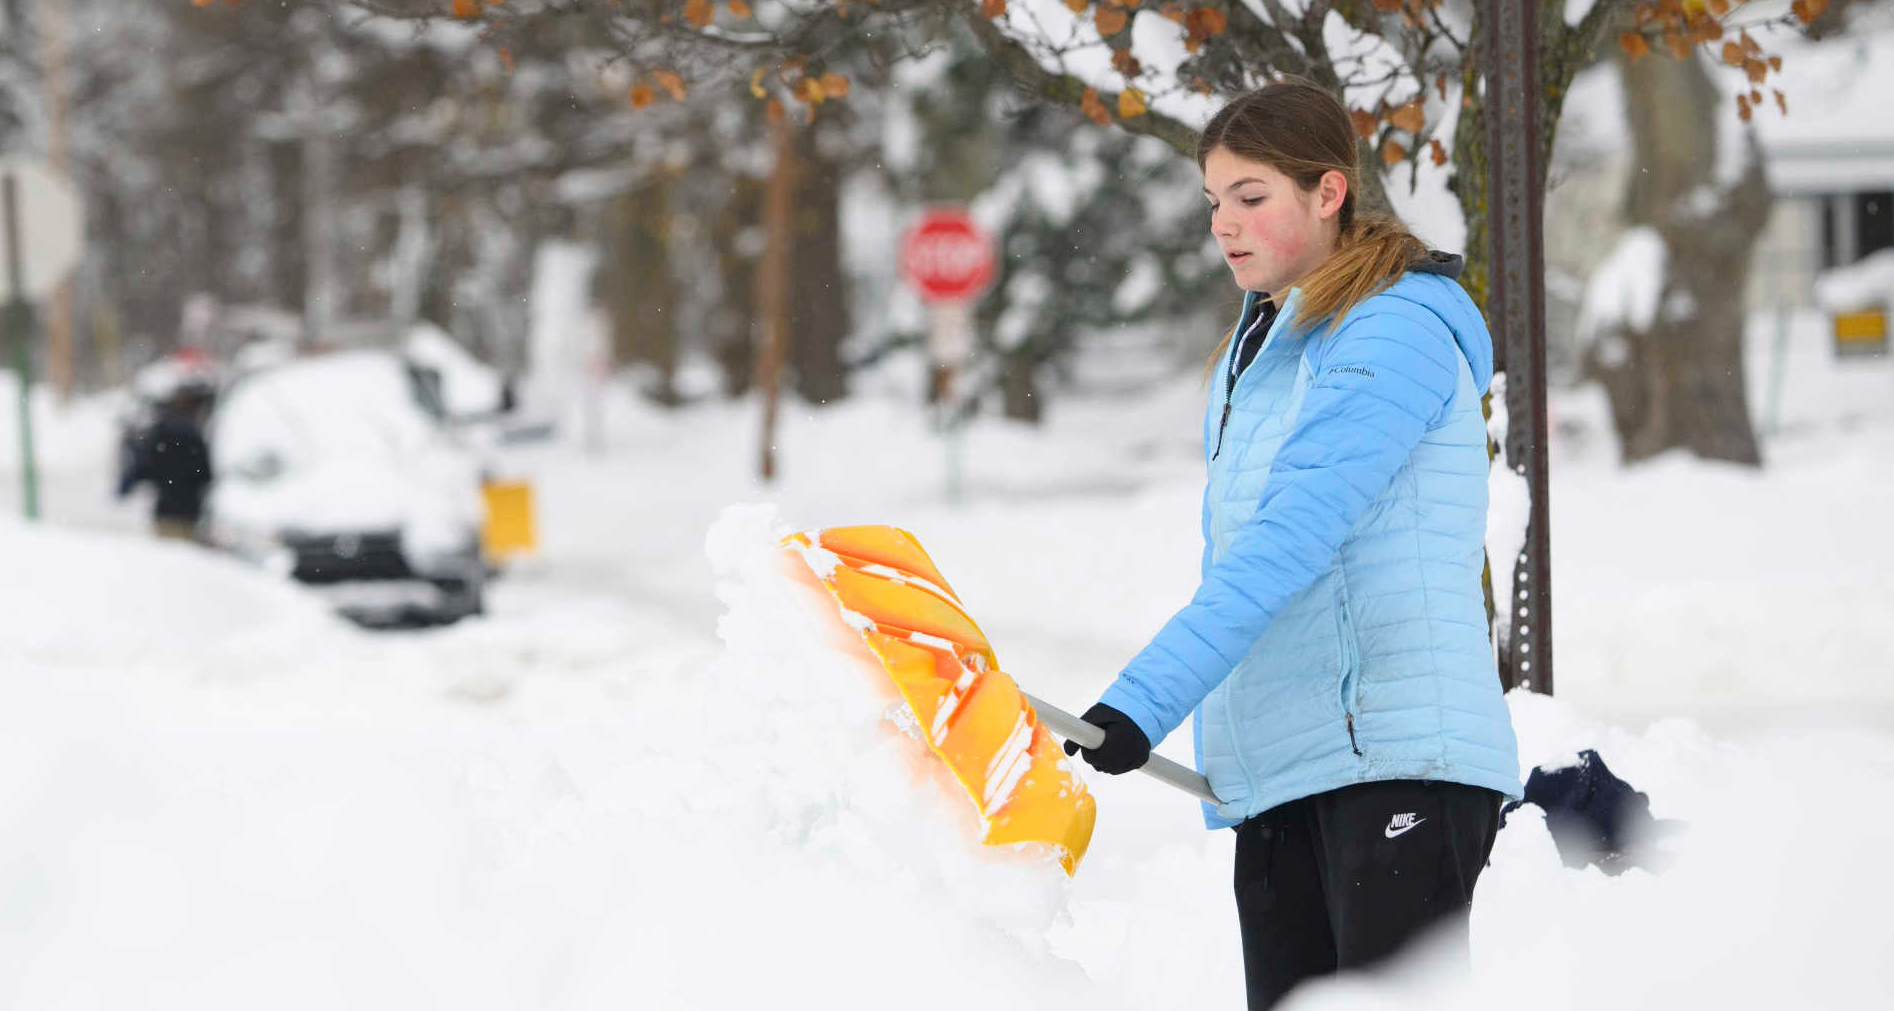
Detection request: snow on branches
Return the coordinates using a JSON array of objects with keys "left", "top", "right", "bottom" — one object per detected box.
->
[
  {"left": 178, "top": 0, "right": 1869, "bottom": 154},
  {"left": 1618, "top": 0, "right": 1868, "bottom": 121}
]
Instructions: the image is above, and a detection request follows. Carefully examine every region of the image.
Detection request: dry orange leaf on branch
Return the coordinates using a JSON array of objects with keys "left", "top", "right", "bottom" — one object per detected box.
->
[
  {"left": 652, "top": 70, "right": 688, "bottom": 100},
  {"left": 1080, "top": 87, "right": 1111, "bottom": 126},
  {"left": 791, "top": 71, "right": 850, "bottom": 106},
  {"left": 1789, "top": 0, "right": 1830, "bottom": 21},
  {"left": 1117, "top": 87, "right": 1147, "bottom": 118},
  {"left": 1349, "top": 108, "right": 1377, "bottom": 140},
  {"left": 1617, "top": 0, "right": 1833, "bottom": 119},
  {"left": 1095, "top": 4, "right": 1129, "bottom": 35},
  {"left": 1387, "top": 99, "right": 1424, "bottom": 133},
  {"left": 684, "top": 0, "right": 715, "bottom": 28},
  {"left": 982, "top": 0, "right": 1008, "bottom": 16},
  {"left": 1182, "top": 6, "right": 1226, "bottom": 52}
]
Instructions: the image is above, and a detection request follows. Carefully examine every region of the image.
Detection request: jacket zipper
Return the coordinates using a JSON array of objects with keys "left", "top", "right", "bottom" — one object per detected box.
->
[
  {"left": 1211, "top": 304, "right": 1256, "bottom": 461},
  {"left": 1212, "top": 398, "right": 1234, "bottom": 461},
  {"left": 1212, "top": 296, "right": 1284, "bottom": 461},
  {"left": 1339, "top": 595, "right": 1364, "bottom": 757}
]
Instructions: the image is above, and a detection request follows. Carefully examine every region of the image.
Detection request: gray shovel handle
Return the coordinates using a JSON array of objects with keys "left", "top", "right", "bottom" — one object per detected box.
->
[{"left": 1024, "top": 693, "right": 1222, "bottom": 806}]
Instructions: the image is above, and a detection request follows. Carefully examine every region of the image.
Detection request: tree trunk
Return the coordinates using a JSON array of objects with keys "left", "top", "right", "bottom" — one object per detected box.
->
[
  {"left": 788, "top": 123, "right": 849, "bottom": 406},
  {"left": 1588, "top": 48, "right": 1767, "bottom": 466},
  {"left": 999, "top": 351, "right": 1041, "bottom": 423},
  {"left": 754, "top": 113, "right": 798, "bottom": 482},
  {"left": 297, "top": 82, "right": 339, "bottom": 348},
  {"left": 1455, "top": 0, "right": 1612, "bottom": 321},
  {"left": 710, "top": 174, "right": 761, "bottom": 399},
  {"left": 268, "top": 138, "right": 307, "bottom": 315},
  {"left": 601, "top": 167, "right": 681, "bottom": 405}
]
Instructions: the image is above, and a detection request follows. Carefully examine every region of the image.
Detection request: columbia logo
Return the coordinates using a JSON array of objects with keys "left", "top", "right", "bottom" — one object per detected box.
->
[{"left": 1330, "top": 365, "right": 1376, "bottom": 379}]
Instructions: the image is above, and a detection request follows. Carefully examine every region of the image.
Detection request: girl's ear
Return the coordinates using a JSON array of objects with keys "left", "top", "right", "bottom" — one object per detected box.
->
[{"left": 1317, "top": 170, "right": 1348, "bottom": 220}]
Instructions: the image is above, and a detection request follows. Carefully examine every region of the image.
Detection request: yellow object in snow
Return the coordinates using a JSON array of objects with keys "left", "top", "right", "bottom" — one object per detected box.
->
[
  {"left": 779, "top": 525, "right": 1097, "bottom": 876},
  {"left": 1833, "top": 309, "right": 1888, "bottom": 357},
  {"left": 481, "top": 479, "right": 537, "bottom": 559}
]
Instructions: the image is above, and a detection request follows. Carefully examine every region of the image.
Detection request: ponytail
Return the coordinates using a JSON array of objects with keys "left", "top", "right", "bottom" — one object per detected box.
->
[{"left": 1292, "top": 216, "right": 1430, "bottom": 330}]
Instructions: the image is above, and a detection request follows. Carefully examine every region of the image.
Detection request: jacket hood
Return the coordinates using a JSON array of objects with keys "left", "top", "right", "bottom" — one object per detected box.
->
[
  {"left": 1387, "top": 250, "right": 1493, "bottom": 395},
  {"left": 1236, "top": 250, "right": 1494, "bottom": 395}
]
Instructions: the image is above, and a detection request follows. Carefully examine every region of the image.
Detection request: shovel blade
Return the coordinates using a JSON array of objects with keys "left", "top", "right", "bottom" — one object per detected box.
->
[{"left": 781, "top": 526, "right": 1095, "bottom": 875}]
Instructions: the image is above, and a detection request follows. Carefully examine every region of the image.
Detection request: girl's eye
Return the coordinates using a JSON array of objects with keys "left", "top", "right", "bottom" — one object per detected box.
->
[{"left": 1242, "top": 197, "right": 1263, "bottom": 206}]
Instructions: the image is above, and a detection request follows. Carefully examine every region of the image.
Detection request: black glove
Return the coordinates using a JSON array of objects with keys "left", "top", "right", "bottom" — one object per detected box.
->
[{"left": 1062, "top": 703, "right": 1152, "bottom": 775}]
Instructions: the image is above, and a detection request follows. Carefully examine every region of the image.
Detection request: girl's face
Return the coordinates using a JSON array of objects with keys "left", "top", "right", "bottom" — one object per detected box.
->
[{"left": 1202, "top": 147, "right": 1346, "bottom": 296}]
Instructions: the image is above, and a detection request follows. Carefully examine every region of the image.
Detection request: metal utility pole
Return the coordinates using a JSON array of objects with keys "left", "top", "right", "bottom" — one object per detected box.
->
[
  {"left": 753, "top": 109, "right": 798, "bottom": 483},
  {"left": 1482, "top": 0, "right": 1554, "bottom": 695},
  {"left": 40, "top": 0, "right": 75, "bottom": 400}
]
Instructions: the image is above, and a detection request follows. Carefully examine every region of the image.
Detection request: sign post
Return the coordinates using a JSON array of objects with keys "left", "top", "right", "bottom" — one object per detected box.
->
[
  {"left": 1, "top": 172, "right": 32, "bottom": 519},
  {"left": 1481, "top": 0, "right": 1553, "bottom": 695},
  {"left": 1, "top": 156, "right": 84, "bottom": 520},
  {"left": 900, "top": 208, "right": 995, "bottom": 504}
]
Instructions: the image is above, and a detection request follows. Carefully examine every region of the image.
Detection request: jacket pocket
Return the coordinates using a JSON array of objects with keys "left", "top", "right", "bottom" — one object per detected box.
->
[{"left": 1336, "top": 593, "right": 1364, "bottom": 757}]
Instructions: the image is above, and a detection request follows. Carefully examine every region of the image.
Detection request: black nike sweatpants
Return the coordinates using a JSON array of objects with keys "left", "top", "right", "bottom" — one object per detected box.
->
[{"left": 1233, "top": 779, "right": 1503, "bottom": 1010}]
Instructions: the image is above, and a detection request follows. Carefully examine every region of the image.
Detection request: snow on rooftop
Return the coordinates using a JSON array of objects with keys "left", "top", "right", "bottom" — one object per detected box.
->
[{"left": 1740, "top": 4, "right": 1894, "bottom": 194}]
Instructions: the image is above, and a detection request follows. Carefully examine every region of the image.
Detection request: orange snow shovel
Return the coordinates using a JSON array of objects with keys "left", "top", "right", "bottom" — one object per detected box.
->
[{"left": 779, "top": 524, "right": 1219, "bottom": 876}]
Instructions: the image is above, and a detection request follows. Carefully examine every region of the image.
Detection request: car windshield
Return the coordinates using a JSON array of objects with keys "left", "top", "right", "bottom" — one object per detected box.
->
[{"left": 213, "top": 351, "right": 440, "bottom": 476}]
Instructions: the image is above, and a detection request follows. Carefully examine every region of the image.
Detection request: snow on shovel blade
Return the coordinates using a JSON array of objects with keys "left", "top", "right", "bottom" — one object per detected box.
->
[{"left": 779, "top": 525, "right": 1096, "bottom": 875}]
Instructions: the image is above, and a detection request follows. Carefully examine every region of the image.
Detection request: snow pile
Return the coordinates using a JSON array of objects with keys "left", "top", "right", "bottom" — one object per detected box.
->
[
  {"left": 3, "top": 291, "right": 1892, "bottom": 1008},
  {"left": 1285, "top": 692, "right": 1894, "bottom": 1011},
  {"left": 1483, "top": 373, "right": 1531, "bottom": 656},
  {"left": 1575, "top": 226, "right": 1667, "bottom": 352},
  {"left": 0, "top": 377, "right": 120, "bottom": 473},
  {"left": 1813, "top": 247, "right": 1894, "bottom": 313},
  {"left": 700, "top": 505, "right": 1085, "bottom": 972},
  {"left": 0, "top": 517, "right": 346, "bottom": 667}
]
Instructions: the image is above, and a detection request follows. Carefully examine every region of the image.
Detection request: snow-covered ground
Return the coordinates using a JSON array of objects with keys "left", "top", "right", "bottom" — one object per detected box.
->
[{"left": 1, "top": 307, "right": 1890, "bottom": 1008}]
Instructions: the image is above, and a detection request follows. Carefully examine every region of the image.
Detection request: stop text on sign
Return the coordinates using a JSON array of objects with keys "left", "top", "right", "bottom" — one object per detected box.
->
[{"left": 901, "top": 208, "right": 996, "bottom": 303}]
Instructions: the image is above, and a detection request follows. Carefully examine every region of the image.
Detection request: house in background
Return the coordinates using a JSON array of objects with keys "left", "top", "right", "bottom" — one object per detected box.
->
[
  {"left": 1746, "top": 8, "right": 1894, "bottom": 311},
  {"left": 1542, "top": 5, "right": 1894, "bottom": 378}
]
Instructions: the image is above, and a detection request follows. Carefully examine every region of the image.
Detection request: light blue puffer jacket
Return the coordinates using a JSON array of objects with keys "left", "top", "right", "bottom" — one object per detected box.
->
[{"left": 1098, "top": 263, "right": 1522, "bottom": 829}]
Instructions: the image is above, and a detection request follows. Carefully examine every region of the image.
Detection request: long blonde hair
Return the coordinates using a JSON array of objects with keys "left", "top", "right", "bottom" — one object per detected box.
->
[{"left": 1197, "top": 80, "right": 1429, "bottom": 368}]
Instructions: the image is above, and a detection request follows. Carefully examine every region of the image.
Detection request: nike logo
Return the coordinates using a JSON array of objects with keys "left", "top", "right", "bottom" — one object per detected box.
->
[{"left": 1385, "top": 813, "right": 1425, "bottom": 838}]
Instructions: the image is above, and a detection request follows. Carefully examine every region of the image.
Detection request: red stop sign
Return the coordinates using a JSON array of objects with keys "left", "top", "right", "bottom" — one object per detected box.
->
[{"left": 901, "top": 209, "right": 996, "bottom": 303}]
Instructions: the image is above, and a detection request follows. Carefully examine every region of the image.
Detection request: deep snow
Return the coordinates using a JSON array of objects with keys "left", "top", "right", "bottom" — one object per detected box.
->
[{"left": 2, "top": 305, "right": 1891, "bottom": 1008}]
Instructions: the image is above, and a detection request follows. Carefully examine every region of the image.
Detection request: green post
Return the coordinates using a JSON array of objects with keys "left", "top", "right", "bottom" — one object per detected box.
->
[{"left": 3, "top": 171, "right": 40, "bottom": 520}]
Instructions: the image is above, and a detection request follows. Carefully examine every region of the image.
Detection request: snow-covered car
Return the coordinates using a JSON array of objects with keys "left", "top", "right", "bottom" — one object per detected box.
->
[{"left": 203, "top": 349, "right": 488, "bottom": 629}]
